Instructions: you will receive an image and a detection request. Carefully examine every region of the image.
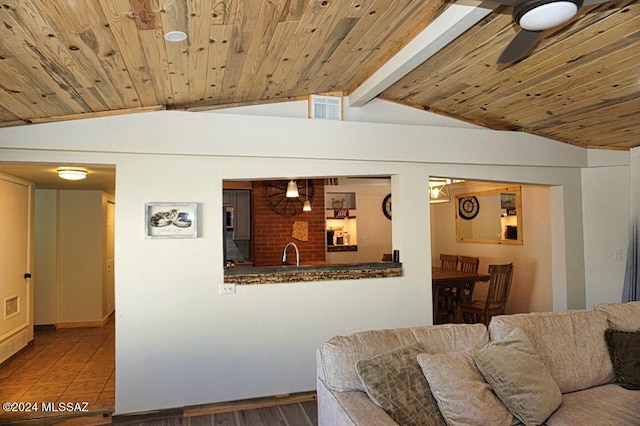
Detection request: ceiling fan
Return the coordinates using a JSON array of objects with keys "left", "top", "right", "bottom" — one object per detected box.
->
[{"left": 491, "top": 0, "right": 611, "bottom": 64}]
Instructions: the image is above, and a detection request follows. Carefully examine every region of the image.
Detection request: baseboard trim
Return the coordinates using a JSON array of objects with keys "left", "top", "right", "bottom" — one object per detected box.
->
[
  {"left": 56, "top": 320, "right": 105, "bottom": 329},
  {"left": 184, "top": 390, "right": 317, "bottom": 417},
  {"left": 56, "top": 313, "right": 112, "bottom": 329},
  {"left": 112, "top": 390, "right": 317, "bottom": 424}
]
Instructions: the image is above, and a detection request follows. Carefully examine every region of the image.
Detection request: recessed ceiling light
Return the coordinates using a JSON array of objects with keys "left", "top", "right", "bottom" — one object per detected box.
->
[
  {"left": 58, "top": 168, "right": 87, "bottom": 181},
  {"left": 164, "top": 31, "right": 187, "bottom": 42}
]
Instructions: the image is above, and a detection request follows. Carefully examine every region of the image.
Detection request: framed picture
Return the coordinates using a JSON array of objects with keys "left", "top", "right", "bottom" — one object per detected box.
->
[{"left": 145, "top": 202, "right": 199, "bottom": 239}]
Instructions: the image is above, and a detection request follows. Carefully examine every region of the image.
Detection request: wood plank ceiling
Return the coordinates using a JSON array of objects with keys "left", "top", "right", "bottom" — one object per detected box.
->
[{"left": 0, "top": 0, "right": 638, "bottom": 150}]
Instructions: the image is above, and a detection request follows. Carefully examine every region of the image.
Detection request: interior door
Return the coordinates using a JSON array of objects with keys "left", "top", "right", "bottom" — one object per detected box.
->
[{"left": 0, "top": 173, "right": 34, "bottom": 363}]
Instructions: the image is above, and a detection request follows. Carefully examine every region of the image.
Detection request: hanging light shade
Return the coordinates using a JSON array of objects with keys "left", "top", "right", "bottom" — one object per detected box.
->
[
  {"left": 58, "top": 168, "right": 87, "bottom": 181},
  {"left": 302, "top": 178, "right": 312, "bottom": 211},
  {"left": 429, "top": 182, "right": 451, "bottom": 203},
  {"left": 286, "top": 180, "right": 299, "bottom": 198}
]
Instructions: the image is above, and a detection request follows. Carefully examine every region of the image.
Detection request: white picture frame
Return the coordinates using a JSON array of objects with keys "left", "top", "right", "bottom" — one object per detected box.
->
[{"left": 145, "top": 202, "right": 199, "bottom": 239}]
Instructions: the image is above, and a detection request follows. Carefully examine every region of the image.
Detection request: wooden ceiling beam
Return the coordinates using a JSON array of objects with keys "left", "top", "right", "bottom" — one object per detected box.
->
[{"left": 348, "top": 0, "right": 497, "bottom": 108}]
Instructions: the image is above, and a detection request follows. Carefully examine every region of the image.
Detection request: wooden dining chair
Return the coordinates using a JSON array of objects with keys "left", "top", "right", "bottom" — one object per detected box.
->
[
  {"left": 460, "top": 263, "right": 514, "bottom": 326},
  {"left": 439, "top": 254, "right": 459, "bottom": 270},
  {"left": 437, "top": 254, "right": 459, "bottom": 323},
  {"left": 458, "top": 256, "right": 480, "bottom": 303}
]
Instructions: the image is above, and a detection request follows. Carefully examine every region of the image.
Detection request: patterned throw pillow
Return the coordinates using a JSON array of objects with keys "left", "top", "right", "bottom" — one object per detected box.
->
[
  {"left": 605, "top": 329, "right": 640, "bottom": 390},
  {"left": 356, "top": 342, "right": 446, "bottom": 426}
]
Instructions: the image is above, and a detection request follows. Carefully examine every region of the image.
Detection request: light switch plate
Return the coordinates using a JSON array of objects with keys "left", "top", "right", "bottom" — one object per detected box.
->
[{"left": 614, "top": 249, "right": 623, "bottom": 261}]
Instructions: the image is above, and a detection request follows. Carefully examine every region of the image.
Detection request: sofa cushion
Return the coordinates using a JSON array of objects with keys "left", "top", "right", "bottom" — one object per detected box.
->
[
  {"left": 488, "top": 310, "right": 615, "bottom": 393},
  {"left": 605, "top": 329, "right": 640, "bottom": 390},
  {"left": 417, "top": 351, "right": 514, "bottom": 426},
  {"left": 545, "top": 384, "right": 640, "bottom": 426},
  {"left": 473, "top": 327, "right": 562, "bottom": 425},
  {"left": 594, "top": 301, "right": 640, "bottom": 332},
  {"left": 355, "top": 342, "right": 446, "bottom": 426},
  {"left": 317, "top": 323, "right": 488, "bottom": 392}
]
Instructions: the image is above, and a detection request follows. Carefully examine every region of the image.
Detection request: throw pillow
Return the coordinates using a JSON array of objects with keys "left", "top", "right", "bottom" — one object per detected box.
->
[
  {"left": 417, "top": 351, "right": 514, "bottom": 426},
  {"left": 605, "top": 329, "right": 640, "bottom": 390},
  {"left": 473, "top": 327, "right": 562, "bottom": 426},
  {"left": 356, "top": 342, "right": 446, "bottom": 426}
]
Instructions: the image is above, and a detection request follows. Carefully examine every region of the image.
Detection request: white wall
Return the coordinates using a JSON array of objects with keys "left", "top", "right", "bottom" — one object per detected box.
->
[
  {"left": 582, "top": 165, "right": 630, "bottom": 307},
  {"left": 325, "top": 182, "right": 392, "bottom": 263},
  {"left": 0, "top": 102, "right": 630, "bottom": 414},
  {"left": 34, "top": 190, "right": 58, "bottom": 325},
  {"left": 34, "top": 189, "right": 115, "bottom": 325},
  {"left": 209, "top": 97, "right": 482, "bottom": 130}
]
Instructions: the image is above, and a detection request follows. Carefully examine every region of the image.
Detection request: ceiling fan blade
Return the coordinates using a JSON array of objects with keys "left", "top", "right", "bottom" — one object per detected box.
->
[
  {"left": 582, "top": 0, "right": 611, "bottom": 5},
  {"left": 497, "top": 29, "right": 544, "bottom": 64}
]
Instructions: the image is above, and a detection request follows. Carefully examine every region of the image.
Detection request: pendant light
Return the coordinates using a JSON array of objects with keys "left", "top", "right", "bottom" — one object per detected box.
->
[
  {"left": 286, "top": 180, "right": 299, "bottom": 198},
  {"left": 303, "top": 179, "right": 312, "bottom": 211},
  {"left": 429, "top": 180, "right": 451, "bottom": 203}
]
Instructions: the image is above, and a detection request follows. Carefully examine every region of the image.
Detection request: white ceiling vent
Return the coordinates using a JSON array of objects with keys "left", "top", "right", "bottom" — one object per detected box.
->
[
  {"left": 5, "top": 295, "right": 19, "bottom": 319},
  {"left": 309, "top": 94, "right": 342, "bottom": 121}
]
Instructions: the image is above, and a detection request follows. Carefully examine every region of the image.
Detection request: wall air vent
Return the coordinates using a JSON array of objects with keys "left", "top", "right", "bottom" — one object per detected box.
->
[
  {"left": 309, "top": 94, "right": 342, "bottom": 121},
  {"left": 5, "top": 295, "right": 19, "bottom": 319}
]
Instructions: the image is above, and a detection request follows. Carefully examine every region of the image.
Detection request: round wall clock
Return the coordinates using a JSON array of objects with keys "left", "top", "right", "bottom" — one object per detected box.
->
[
  {"left": 382, "top": 193, "right": 392, "bottom": 220},
  {"left": 458, "top": 196, "right": 480, "bottom": 220},
  {"left": 266, "top": 180, "right": 314, "bottom": 216}
]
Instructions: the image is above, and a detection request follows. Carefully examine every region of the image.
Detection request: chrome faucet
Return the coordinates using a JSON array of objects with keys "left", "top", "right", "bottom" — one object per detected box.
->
[{"left": 282, "top": 242, "right": 300, "bottom": 266}]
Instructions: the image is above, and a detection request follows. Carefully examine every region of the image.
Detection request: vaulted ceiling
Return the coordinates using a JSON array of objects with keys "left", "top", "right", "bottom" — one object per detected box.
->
[{"left": 1, "top": 0, "right": 638, "bottom": 150}]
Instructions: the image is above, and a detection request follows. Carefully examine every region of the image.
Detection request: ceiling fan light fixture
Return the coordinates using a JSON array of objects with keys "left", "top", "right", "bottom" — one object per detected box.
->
[{"left": 516, "top": 0, "right": 580, "bottom": 31}]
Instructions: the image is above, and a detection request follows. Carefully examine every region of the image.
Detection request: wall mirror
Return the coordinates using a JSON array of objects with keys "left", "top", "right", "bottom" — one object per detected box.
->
[{"left": 455, "top": 185, "right": 523, "bottom": 245}]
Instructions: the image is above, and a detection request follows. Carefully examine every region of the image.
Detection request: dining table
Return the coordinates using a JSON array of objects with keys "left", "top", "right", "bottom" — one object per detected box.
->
[{"left": 431, "top": 266, "right": 491, "bottom": 324}]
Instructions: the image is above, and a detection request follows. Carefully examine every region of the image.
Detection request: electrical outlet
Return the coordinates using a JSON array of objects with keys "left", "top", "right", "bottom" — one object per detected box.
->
[{"left": 219, "top": 283, "right": 236, "bottom": 295}]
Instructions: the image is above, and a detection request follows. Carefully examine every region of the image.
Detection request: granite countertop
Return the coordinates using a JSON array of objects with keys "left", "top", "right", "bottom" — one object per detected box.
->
[{"left": 224, "top": 262, "right": 403, "bottom": 284}]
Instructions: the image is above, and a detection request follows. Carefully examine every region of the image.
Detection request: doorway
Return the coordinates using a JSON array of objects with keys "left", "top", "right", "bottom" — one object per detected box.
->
[
  {"left": 430, "top": 178, "right": 555, "bottom": 317},
  {"left": 0, "top": 163, "right": 116, "bottom": 422}
]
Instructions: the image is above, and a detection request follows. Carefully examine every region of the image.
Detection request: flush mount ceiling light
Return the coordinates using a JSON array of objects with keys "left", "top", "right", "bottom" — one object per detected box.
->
[
  {"left": 516, "top": 0, "right": 579, "bottom": 31},
  {"left": 58, "top": 168, "right": 87, "bottom": 181},
  {"left": 164, "top": 31, "right": 187, "bottom": 42},
  {"left": 286, "top": 180, "right": 299, "bottom": 198}
]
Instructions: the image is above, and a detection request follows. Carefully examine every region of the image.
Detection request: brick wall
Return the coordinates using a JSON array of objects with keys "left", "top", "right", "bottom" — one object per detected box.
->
[{"left": 251, "top": 179, "right": 326, "bottom": 266}]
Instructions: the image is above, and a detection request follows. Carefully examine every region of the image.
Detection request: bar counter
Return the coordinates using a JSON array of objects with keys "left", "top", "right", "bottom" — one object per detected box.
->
[{"left": 224, "top": 262, "right": 403, "bottom": 285}]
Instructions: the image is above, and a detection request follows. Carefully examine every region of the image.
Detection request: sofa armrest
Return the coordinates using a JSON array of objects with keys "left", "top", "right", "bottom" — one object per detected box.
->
[{"left": 317, "top": 378, "right": 398, "bottom": 426}]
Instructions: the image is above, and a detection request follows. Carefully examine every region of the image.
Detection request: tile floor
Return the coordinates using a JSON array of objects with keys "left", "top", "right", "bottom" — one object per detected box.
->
[{"left": 0, "top": 315, "right": 115, "bottom": 423}]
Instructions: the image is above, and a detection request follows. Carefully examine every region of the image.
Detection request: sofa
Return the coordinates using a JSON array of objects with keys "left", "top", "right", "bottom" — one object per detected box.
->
[{"left": 316, "top": 301, "right": 640, "bottom": 425}]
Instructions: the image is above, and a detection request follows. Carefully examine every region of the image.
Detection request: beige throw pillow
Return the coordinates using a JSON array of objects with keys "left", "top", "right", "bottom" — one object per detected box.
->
[
  {"left": 356, "top": 342, "right": 446, "bottom": 426},
  {"left": 473, "top": 327, "right": 562, "bottom": 426},
  {"left": 417, "top": 351, "right": 514, "bottom": 426}
]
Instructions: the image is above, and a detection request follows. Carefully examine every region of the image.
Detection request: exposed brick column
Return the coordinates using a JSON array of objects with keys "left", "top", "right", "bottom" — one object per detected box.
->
[{"left": 251, "top": 179, "right": 326, "bottom": 266}]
